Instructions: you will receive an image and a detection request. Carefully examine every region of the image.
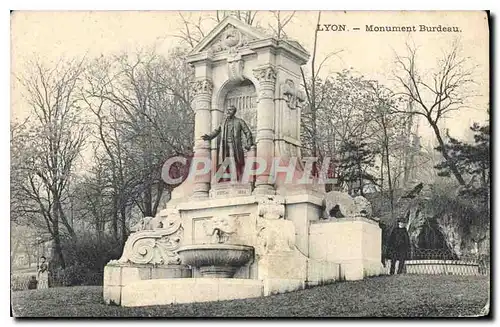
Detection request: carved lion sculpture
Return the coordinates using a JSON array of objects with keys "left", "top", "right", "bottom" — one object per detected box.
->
[
  {"left": 353, "top": 196, "right": 373, "bottom": 218},
  {"left": 322, "top": 191, "right": 357, "bottom": 219}
]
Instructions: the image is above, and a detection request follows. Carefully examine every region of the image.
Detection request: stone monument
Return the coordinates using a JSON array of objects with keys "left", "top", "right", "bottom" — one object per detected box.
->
[{"left": 103, "top": 16, "right": 383, "bottom": 307}]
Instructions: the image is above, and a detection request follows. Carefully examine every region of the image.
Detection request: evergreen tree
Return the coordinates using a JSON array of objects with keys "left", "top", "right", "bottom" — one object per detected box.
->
[
  {"left": 337, "top": 140, "right": 379, "bottom": 196},
  {"left": 434, "top": 121, "right": 490, "bottom": 202}
]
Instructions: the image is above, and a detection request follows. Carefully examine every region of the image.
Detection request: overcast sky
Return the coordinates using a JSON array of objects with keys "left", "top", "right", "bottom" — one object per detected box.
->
[{"left": 11, "top": 11, "right": 489, "bottom": 143}]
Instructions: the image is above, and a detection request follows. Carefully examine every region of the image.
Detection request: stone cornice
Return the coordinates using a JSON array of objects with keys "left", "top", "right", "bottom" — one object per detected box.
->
[{"left": 276, "top": 40, "right": 310, "bottom": 65}]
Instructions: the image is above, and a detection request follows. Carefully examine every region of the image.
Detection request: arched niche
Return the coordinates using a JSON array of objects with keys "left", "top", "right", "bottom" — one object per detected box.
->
[{"left": 218, "top": 79, "right": 258, "bottom": 138}]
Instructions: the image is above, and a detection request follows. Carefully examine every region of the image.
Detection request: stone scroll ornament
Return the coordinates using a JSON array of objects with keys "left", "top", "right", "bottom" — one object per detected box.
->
[
  {"left": 112, "top": 210, "right": 184, "bottom": 265},
  {"left": 281, "top": 79, "right": 306, "bottom": 110}
]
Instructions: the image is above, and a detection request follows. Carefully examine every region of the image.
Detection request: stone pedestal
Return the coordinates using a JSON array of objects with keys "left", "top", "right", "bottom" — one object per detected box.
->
[{"left": 309, "top": 218, "right": 384, "bottom": 280}]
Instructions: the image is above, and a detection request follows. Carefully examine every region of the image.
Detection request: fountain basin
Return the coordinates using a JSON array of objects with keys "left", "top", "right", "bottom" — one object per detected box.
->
[{"left": 176, "top": 244, "right": 254, "bottom": 278}]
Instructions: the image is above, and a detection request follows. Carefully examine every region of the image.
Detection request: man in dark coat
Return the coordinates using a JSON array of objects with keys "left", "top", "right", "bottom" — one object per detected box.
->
[
  {"left": 202, "top": 105, "right": 254, "bottom": 182},
  {"left": 388, "top": 219, "right": 411, "bottom": 275}
]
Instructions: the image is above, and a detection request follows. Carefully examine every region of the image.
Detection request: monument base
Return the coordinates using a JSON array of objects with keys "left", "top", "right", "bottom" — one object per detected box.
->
[
  {"left": 103, "top": 263, "right": 192, "bottom": 305},
  {"left": 121, "top": 278, "right": 263, "bottom": 307},
  {"left": 119, "top": 276, "right": 326, "bottom": 307},
  {"left": 103, "top": 192, "right": 382, "bottom": 306}
]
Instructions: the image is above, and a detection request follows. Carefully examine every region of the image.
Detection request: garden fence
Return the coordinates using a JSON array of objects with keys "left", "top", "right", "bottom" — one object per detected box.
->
[{"left": 384, "top": 248, "right": 490, "bottom": 276}]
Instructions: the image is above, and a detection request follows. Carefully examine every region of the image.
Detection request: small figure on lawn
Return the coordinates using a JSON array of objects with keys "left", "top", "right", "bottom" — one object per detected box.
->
[
  {"left": 27, "top": 275, "right": 38, "bottom": 290},
  {"left": 388, "top": 219, "right": 411, "bottom": 275},
  {"left": 37, "top": 256, "right": 49, "bottom": 289}
]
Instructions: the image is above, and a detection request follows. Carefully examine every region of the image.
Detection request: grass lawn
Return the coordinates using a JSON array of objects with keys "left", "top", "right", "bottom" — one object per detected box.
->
[{"left": 11, "top": 275, "right": 489, "bottom": 318}]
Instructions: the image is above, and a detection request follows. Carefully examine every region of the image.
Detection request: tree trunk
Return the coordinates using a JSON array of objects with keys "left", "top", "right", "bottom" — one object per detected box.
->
[
  {"left": 51, "top": 187, "right": 66, "bottom": 269},
  {"left": 384, "top": 140, "right": 394, "bottom": 219},
  {"left": 120, "top": 206, "right": 127, "bottom": 247},
  {"left": 380, "top": 150, "right": 384, "bottom": 192},
  {"left": 111, "top": 194, "right": 118, "bottom": 240},
  {"left": 430, "top": 122, "right": 466, "bottom": 185},
  {"left": 26, "top": 249, "right": 31, "bottom": 268},
  {"left": 144, "top": 185, "right": 153, "bottom": 217},
  {"left": 52, "top": 229, "right": 66, "bottom": 269}
]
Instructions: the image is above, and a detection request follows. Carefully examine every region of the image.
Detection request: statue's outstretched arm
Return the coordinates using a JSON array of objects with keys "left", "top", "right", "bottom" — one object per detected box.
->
[{"left": 202, "top": 127, "right": 221, "bottom": 140}]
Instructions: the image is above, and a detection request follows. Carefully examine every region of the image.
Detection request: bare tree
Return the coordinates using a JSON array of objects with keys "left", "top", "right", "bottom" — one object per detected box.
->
[
  {"left": 300, "top": 12, "right": 343, "bottom": 164},
  {"left": 217, "top": 11, "right": 258, "bottom": 25},
  {"left": 82, "top": 48, "right": 194, "bottom": 243},
  {"left": 173, "top": 11, "right": 259, "bottom": 50},
  {"left": 173, "top": 12, "right": 209, "bottom": 49},
  {"left": 13, "top": 57, "right": 87, "bottom": 268},
  {"left": 366, "top": 81, "right": 409, "bottom": 217},
  {"left": 394, "top": 40, "right": 478, "bottom": 186},
  {"left": 268, "top": 11, "right": 295, "bottom": 39}
]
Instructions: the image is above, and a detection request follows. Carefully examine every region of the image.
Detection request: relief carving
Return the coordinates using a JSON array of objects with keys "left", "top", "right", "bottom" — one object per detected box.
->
[
  {"left": 256, "top": 218, "right": 296, "bottom": 254},
  {"left": 190, "top": 78, "right": 213, "bottom": 96},
  {"left": 227, "top": 56, "right": 245, "bottom": 82},
  {"left": 208, "top": 25, "right": 252, "bottom": 55},
  {"left": 281, "top": 79, "right": 306, "bottom": 110},
  {"left": 203, "top": 216, "right": 237, "bottom": 244},
  {"left": 257, "top": 195, "right": 285, "bottom": 220},
  {"left": 253, "top": 65, "right": 277, "bottom": 84}
]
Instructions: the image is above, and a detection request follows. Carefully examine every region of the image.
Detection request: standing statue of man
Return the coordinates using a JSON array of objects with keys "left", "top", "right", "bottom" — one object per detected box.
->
[{"left": 202, "top": 105, "right": 255, "bottom": 182}]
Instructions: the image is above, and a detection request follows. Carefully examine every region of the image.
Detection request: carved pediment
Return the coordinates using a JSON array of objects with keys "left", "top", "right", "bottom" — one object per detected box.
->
[
  {"left": 189, "top": 16, "right": 268, "bottom": 56},
  {"left": 204, "top": 24, "right": 254, "bottom": 55}
]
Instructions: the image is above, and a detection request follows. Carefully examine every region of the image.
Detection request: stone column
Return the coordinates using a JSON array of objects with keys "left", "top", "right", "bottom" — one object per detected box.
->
[
  {"left": 191, "top": 76, "right": 213, "bottom": 198},
  {"left": 253, "top": 64, "right": 277, "bottom": 195}
]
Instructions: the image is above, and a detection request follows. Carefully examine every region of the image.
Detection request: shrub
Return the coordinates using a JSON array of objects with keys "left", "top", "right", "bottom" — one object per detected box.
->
[
  {"left": 61, "top": 233, "right": 123, "bottom": 271},
  {"left": 50, "top": 233, "right": 123, "bottom": 287},
  {"left": 51, "top": 263, "right": 104, "bottom": 287}
]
